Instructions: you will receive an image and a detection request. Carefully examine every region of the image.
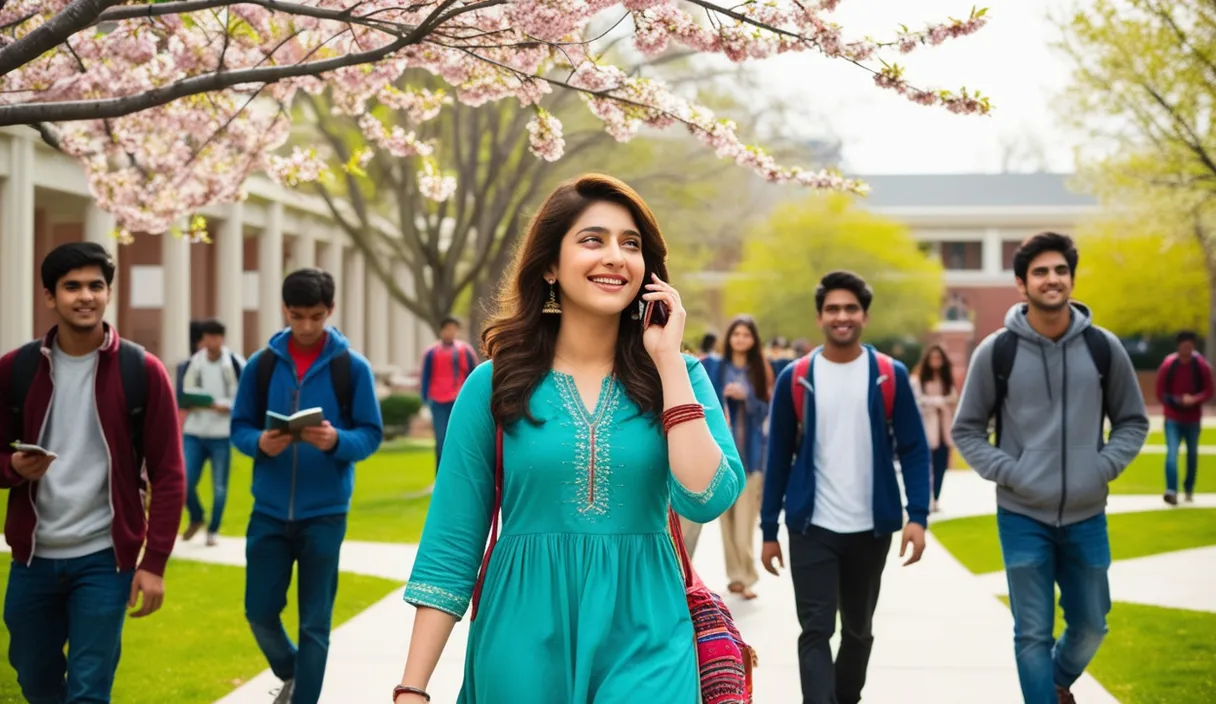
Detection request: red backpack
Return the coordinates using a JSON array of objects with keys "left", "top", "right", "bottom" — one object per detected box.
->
[{"left": 790, "top": 347, "right": 898, "bottom": 431}]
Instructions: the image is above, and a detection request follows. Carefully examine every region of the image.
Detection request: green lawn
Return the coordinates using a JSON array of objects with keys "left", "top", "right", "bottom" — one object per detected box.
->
[
  {"left": 0, "top": 558, "right": 401, "bottom": 703},
  {"left": 1145, "top": 427, "right": 1216, "bottom": 446},
  {"left": 182, "top": 442, "right": 437, "bottom": 543},
  {"left": 1110, "top": 453, "right": 1216, "bottom": 495},
  {"left": 931, "top": 509, "right": 1216, "bottom": 575},
  {"left": 996, "top": 597, "right": 1216, "bottom": 703}
]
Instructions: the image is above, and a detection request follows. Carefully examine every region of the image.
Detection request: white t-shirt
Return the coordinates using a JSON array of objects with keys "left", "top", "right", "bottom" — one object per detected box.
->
[
  {"left": 811, "top": 353, "right": 875, "bottom": 533},
  {"left": 182, "top": 353, "right": 240, "bottom": 439}
]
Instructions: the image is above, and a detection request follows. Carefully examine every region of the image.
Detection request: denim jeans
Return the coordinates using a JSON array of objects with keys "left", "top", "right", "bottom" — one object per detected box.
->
[
  {"left": 1164, "top": 419, "right": 1201, "bottom": 495},
  {"left": 3, "top": 549, "right": 135, "bottom": 704},
  {"left": 245, "top": 511, "right": 347, "bottom": 704},
  {"left": 930, "top": 444, "right": 950, "bottom": 501},
  {"left": 428, "top": 401, "right": 454, "bottom": 474},
  {"left": 997, "top": 507, "right": 1111, "bottom": 704},
  {"left": 184, "top": 434, "right": 233, "bottom": 534}
]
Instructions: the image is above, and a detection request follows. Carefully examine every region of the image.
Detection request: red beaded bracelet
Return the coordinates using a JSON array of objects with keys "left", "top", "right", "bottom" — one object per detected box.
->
[{"left": 662, "top": 403, "right": 705, "bottom": 435}]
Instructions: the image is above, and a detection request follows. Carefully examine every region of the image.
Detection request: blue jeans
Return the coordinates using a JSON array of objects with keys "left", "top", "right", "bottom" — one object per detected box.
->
[
  {"left": 184, "top": 435, "right": 233, "bottom": 533},
  {"left": 245, "top": 511, "right": 347, "bottom": 704},
  {"left": 3, "top": 549, "right": 135, "bottom": 704},
  {"left": 997, "top": 508, "right": 1111, "bottom": 704},
  {"left": 428, "top": 401, "right": 454, "bottom": 474},
  {"left": 931, "top": 445, "right": 950, "bottom": 501},
  {"left": 1164, "top": 419, "right": 1200, "bottom": 495}
]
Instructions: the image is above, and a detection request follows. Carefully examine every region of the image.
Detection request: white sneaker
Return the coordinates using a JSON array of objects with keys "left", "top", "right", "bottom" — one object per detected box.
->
[
  {"left": 206, "top": 532, "right": 219, "bottom": 547},
  {"left": 270, "top": 679, "right": 294, "bottom": 704}
]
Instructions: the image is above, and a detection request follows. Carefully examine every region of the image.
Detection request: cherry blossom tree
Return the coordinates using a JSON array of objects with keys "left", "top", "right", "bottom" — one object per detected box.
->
[{"left": 2, "top": 1, "right": 992, "bottom": 237}]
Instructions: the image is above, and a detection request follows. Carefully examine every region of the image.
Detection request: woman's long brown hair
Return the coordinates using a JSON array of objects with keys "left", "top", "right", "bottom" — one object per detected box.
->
[
  {"left": 723, "top": 314, "right": 771, "bottom": 402},
  {"left": 915, "top": 343, "right": 954, "bottom": 396},
  {"left": 481, "top": 173, "right": 670, "bottom": 427}
]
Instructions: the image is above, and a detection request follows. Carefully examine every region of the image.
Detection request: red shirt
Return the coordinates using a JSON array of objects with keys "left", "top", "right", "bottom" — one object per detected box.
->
[
  {"left": 1156, "top": 353, "right": 1214, "bottom": 424},
  {"left": 289, "top": 333, "right": 327, "bottom": 381}
]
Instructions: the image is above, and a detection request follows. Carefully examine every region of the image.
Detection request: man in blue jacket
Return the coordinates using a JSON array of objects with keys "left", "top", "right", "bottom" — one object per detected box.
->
[
  {"left": 760, "top": 271, "right": 930, "bottom": 704},
  {"left": 230, "top": 267, "right": 384, "bottom": 704}
]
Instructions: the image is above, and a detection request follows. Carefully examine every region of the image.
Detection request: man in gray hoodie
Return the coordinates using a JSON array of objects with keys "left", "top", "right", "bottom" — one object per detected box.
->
[{"left": 952, "top": 232, "right": 1148, "bottom": 704}]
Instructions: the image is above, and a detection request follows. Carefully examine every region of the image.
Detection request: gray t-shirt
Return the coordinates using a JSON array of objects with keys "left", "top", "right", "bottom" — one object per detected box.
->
[{"left": 34, "top": 341, "right": 113, "bottom": 559}]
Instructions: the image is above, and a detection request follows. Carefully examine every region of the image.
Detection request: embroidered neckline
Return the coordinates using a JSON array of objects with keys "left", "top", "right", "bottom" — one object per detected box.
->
[{"left": 552, "top": 371, "right": 620, "bottom": 518}]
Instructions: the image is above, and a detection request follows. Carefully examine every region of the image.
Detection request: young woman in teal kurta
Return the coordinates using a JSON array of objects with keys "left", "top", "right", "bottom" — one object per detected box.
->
[{"left": 391, "top": 175, "right": 746, "bottom": 704}]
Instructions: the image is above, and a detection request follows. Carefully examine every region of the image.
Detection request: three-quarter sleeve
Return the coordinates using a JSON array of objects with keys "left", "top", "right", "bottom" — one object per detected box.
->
[
  {"left": 669, "top": 354, "right": 745, "bottom": 523},
  {"left": 403, "top": 361, "right": 496, "bottom": 620}
]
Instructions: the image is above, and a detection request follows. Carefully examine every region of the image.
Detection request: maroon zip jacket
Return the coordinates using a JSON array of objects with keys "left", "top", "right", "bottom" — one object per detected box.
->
[{"left": 0, "top": 325, "right": 185, "bottom": 576}]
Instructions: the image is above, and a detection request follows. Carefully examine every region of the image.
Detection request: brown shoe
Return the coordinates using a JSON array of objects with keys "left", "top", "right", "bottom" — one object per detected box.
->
[
  {"left": 1056, "top": 685, "right": 1076, "bottom": 704},
  {"left": 1164, "top": 493, "right": 1178, "bottom": 506},
  {"left": 183, "top": 521, "right": 204, "bottom": 540}
]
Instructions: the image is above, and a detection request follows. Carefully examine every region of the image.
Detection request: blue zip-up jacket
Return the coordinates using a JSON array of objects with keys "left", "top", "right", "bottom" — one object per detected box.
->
[
  {"left": 230, "top": 326, "right": 384, "bottom": 521},
  {"left": 761, "top": 345, "right": 931, "bottom": 542}
]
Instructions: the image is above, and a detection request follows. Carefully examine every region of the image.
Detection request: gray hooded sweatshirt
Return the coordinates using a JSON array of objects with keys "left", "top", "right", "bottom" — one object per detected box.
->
[{"left": 952, "top": 302, "right": 1149, "bottom": 526}]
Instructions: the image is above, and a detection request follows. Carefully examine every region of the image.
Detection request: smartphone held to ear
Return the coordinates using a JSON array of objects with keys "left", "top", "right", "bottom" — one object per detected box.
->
[{"left": 643, "top": 299, "right": 669, "bottom": 328}]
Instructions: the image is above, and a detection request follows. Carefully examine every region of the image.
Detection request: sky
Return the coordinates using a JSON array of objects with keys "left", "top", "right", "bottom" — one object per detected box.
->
[{"left": 746, "top": 0, "right": 1082, "bottom": 174}]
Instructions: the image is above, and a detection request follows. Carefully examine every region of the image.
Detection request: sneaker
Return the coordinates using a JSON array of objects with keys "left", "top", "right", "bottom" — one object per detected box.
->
[
  {"left": 206, "top": 532, "right": 219, "bottom": 547},
  {"left": 1185, "top": 492, "right": 1194, "bottom": 503},
  {"left": 1056, "top": 685, "right": 1076, "bottom": 704},
  {"left": 1164, "top": 492, "right": 1178, "bottom": 506},
  {"left": 270, "top": 679, "right": 294, "bottom": 704},
  {"left": 183, "top": 521, "right": 205, "bottom": 540}
]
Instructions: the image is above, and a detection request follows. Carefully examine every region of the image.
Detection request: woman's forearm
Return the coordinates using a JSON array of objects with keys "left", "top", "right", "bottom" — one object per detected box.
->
[
  {"left": 658, "top": 353, "right": 723, "bottom": 493},
  {"left": 396, "top": 607, "right": 458, "bottom": 699}
]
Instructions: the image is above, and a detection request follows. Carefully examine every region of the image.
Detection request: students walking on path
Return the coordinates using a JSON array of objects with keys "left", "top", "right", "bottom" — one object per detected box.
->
[
  {"left": 702, "top": 314, "right": 772, "bottom": 599},
  {"left": 419, "top": 316, "right": 478, "bottom": 474},
  {"left": 0, "top": 242, "right": 186, "bottom": 703},
  {"left": 952, "top": 232, "right": 1149, "bottom": 704},
  {"left": 180, "top": 317, "right": 246, "bottom": 545},
  {"left": 391, "top": 174, "right": 746, "bottom": 704},
  {"left": 230, "top": 267, "right": 384, "bottom": 704},
  {"left": 1155, "top": 329, "right": 1213, "bottom": 504},
  {"left": 761, "top": 270, "right": 930, "bottom": 704},
  {"left": 911, "top": 343, "right": 958, "bottom": 512}
]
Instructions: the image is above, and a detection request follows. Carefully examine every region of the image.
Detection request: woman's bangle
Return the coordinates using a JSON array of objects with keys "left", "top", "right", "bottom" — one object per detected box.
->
[
  {"left": 662, "top": 403, "right": 705, "bottom": 435},
  {"left": 392, "top": 685, "right": 430, "bottom": 702}
]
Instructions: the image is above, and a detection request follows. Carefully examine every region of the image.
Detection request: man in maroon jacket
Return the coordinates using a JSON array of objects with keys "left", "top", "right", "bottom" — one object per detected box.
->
[
  {"left": 1156, "top": 330, "right": 1214, "bottom": 504},
  {"left": 0, "top": 241, "right": 185, "bottom": 703}
]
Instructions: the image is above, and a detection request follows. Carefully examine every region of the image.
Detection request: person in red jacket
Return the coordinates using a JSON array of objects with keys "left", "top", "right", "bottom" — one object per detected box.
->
[
  {"left": 1156, "top": 330, "right": 1214, "bottom": 504},
  {"left": 419, "top": 316, "right": 478, "bottom": 474},
  {"left": 0, "top": 242, "right": 185, "bottom": 703}
]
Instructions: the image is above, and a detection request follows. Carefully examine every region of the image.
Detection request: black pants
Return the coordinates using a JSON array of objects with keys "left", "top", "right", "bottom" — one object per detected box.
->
[{"left": 789, "top": 526, "right": 893, "bottom": 704}]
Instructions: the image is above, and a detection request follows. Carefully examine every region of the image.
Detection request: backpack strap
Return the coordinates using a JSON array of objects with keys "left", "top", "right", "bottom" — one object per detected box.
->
[
  {"left": 1081, "top": 326, "right": 1112, "bottom": 438},
  {"left": 117, "top": 339, "right": 149, "bottom": 474},
  {"left": 329, "top": 350, "right": 354, "bottom": 428},
  {"left": 874, "top": 351, "right": 897, "bottom": 422},
  {"left": 790, "top": 352, "right": 813, "bottom": 425},
  {"left": 7, "top": 341, "right": 43, "bottom": 442},
  {"left": 469, "top": 423, "right": 504, "bottom": 622},
  {"left": 990, "top": 329, "right": 1019, "bottom": 447},
  {"left": 254, "top": 349, "right": 278, "bottom": 424}
]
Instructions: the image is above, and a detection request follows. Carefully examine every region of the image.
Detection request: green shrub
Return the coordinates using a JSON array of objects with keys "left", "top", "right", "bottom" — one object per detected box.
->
[{"left": 380, "top": 393, "right": 423, "bottom": 437}]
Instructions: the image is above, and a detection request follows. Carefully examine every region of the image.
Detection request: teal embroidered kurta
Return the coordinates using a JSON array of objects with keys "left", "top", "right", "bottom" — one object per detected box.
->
[{"left": 403, "top": 354, "right": 746, "bottom": 703}]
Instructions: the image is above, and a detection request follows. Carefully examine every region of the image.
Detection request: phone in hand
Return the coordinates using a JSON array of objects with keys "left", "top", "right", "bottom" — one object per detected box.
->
[{"left": 643, "top": 299, "right": 669, "bottom": 328}]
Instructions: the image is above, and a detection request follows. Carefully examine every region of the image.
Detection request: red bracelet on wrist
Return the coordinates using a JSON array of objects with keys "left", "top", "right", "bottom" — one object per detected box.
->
[{"left": 661, "top": 403, "right": 705, "bottom": 435}]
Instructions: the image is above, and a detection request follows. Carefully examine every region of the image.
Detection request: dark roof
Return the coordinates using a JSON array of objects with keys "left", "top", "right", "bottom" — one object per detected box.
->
[{"left": 850, "top": 173, "right": 1098, "bottom": 209}]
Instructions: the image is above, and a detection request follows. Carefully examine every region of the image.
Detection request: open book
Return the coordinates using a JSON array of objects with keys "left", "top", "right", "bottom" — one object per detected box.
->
[
  {"left": 9, "top": 442, "right": 58, "bottom": 459},
  {"left": 179, "top": 388, "right": 215, "bottom": 409},
  {"left": 266, "top": 408, "right": 325, "bottom": 440}
]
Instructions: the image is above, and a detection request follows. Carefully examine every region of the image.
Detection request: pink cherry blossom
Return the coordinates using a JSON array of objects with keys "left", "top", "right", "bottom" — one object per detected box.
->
[{"left": 1, "top": 2, "right": 992, "bottom": 234}]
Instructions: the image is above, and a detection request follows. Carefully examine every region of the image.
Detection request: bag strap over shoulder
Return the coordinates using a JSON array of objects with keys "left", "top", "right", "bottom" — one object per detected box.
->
[{"left": 469, "top": 423, "right": 504, "bottom": 621}]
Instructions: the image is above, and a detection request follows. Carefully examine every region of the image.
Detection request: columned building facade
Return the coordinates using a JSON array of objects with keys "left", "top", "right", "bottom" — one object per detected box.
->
[{"left": 0, "top": 126, "right": 426, "bottom": 382}]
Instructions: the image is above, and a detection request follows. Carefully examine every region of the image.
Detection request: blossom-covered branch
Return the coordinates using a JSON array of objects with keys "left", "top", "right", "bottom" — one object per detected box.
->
[{"left": 2, "top": 1, "right": 992, "bottom": 235}]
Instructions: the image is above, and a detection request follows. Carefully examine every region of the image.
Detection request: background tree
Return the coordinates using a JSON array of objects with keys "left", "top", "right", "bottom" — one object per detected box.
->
[
  {"left": 1056, "top": 0, "right": 1216, "bottom": 352},
  {"left": 1072, "top": 214, "right": 1209, "bottom": 337},
  {"left": 4, "top": 1, "right": 991, "bottom": 235},
  {"left": 725, "top": 193, "right": 943, "bottom": 342}
]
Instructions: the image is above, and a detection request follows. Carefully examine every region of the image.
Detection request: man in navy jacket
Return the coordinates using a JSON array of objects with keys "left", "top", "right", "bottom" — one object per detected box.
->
[
  {"left": 760, "top": 271, "right": 930, "bottom": 704},
  {"left": 230, "top": 267, "right": 384, "bottom": 704}
]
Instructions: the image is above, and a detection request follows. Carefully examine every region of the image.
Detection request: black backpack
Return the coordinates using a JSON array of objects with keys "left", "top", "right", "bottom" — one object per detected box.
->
[
  {"left": 990, "top": 326, "right": 1112, "bottom": 446},
  {"left": 7, "top": 339, "right": 149, "bottom": 472},
  {"left": 252, "top": 348, "right": 354, "bottom": 428}
]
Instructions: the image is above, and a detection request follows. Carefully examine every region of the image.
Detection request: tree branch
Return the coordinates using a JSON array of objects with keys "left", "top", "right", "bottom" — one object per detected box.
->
[{"left": 0, "top": 0, "right": 118, "bottom": 78}]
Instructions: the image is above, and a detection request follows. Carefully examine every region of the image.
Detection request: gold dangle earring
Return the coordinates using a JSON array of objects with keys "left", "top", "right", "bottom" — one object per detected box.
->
[{"left": 543, "top": 279, "right": 562, "bottom": 314}]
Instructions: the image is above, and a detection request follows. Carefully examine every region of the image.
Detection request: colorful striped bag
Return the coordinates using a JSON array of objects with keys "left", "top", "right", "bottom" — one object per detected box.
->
[{"left": 668, "top": 507, "right": 756, "bottom": 704}]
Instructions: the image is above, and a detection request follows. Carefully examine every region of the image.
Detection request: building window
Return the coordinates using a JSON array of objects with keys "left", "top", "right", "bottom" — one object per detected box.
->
[
  {"left": 1002, "top": 241, "right": 1020, "bottom": 271},
  {"left": 940, "top": 241, "right": 982, "bottom": 270}
]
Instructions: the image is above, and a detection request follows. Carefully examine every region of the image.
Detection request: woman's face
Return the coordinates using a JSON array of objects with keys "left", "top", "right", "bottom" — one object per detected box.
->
[
  {"left": 549, "top": 201, "right": 646, "bottom": 319},
  {"left": 928, "top": 349, "right": 944, "bottom": 370},
  {"left": 729, "top": 325, "right": 755, "bottom": 354}
]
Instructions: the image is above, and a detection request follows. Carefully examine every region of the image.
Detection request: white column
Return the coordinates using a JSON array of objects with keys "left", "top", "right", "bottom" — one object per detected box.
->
[
  {"left": 320, "top": 239, "right": 343, "bottom": 330},
  {"left": 342, "top": 249, "right": 366, "bottom": 350},
  {"left": 982, "top": 228, "right": 1003, "bottom": 275},
  {"left": 258, "top": 201, "right": 285, "bottom": 343},
  {"left": 390, "top": 262, "right": 420, "bottom": 373},
  {"left": 291, "top": 228, "right": 316, "bottom": 270},
  {"left": 161, "top": 230, "right": 192, "bottom": 364},
  {"left": 365, "top": 262, "right": 389, "bottom": 367},
  {"left": 216, "top": 203, "right": 245, "bottom": 354},
  {"left": 83, "top": 203, "right": 119, "bottom": 326},
  {"left": 0, "top": 136, "right": 36, "bottom": 351}
]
